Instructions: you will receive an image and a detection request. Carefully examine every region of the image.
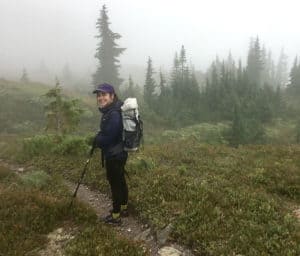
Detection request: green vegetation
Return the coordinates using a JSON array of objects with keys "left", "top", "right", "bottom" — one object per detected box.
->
[
  {"left": 0, "top": 166, "right": 147, "bottom": 256},
  {"left": 93, "top": 4, "right": 125, "bottom": 92},
  {"left": 2, "top": 3, "right": 300, "bottom": 256},
  {"left": 0, "top": 79, "right": 98, "bottom": 135},
  {"left": 44, "top": 82, "right": 84, "bottom": 134},
  {"left": 14, "top": 136, "right": 300, "bottom": 256},
  {"left": 296, "top": 119, "right": 300, "bottom": 143},
  {"left": 0, "top": 79, "right": 47, "bottom": 133},
  {"left": 21, "top": 134, "right": 90, "bottom": 160},
  {"left": 65, "top": 226, "right": 145, "bottom": 256}
]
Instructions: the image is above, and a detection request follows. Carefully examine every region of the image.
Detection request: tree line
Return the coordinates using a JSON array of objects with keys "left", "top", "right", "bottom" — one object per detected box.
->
[{"left": 82, "top": 5, "right": 300, "bottom": 145}]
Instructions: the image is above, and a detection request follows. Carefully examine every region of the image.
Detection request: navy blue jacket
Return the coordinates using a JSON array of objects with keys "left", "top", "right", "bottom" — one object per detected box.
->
[{"left": 95, "top": 100, "right": 127, "bottom": 160}]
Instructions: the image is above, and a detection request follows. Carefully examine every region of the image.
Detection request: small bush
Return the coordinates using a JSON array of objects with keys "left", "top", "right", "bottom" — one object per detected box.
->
[
  {"left": 22, "top": 135, "right": 56, "bottom": 159},
  {"left": 131, "top": 157, "right": 156, "bottom": 171},
  {"left": 20, "top": 170, "right": 51, "bottom": 189},
  {"left": 21, "top": 135, "right": 90, "bottom": 159},
  {"left": 160, "top": 123, "right": 228, "bottom": 144},
  {"left": 51, "top": 136, "right": 89, "bottom": 156}
]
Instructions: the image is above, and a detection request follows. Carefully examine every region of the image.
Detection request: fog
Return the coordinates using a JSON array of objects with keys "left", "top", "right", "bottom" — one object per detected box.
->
[{"left": 0, "top": 0, "right": 300, "bottom": 84}]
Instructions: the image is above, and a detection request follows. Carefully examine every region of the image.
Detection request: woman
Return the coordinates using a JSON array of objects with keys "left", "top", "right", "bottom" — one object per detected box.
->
[{"left": 93, "top": 83, "right": 128, "bottom": 225}]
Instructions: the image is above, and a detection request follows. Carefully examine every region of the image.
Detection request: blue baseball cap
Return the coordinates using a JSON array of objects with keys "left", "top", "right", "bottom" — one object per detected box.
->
[{"left": 93, "top": 83, "right": 115, "bottom": 94}]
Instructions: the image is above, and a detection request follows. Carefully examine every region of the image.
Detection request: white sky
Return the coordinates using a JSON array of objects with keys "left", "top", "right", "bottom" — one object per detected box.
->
[{"left": 0, "top": 0, "right": 299, "bottom": 78}]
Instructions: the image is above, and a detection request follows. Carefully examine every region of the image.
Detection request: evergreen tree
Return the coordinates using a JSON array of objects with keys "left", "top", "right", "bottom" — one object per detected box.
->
[
  {"left": 247, "top": 37, "right": 263, "bottom": 87},
  {"left": 275, "top": 48, "right": 288, "bottom": 88},
  {"left": 260, "top": 45, "right": 268, "bottom": 85},
  {"left": 228, "top": 104, "right": 245, "bottom": 147},
  {"left": 289, "top": 56, "right": 300, "bottom": 92},
  {"left": 265, "top": 50, "right": 276, "bottom": 86},
  {"left": 158, "top": 69, "right": 167, "bottom": 97},
  {"left": 236, "top": 59, "right": 244, "bottom": 96},
  {"left": 157, "top": 69, "right": 171, "bottom": 116},
  {"left": 226, "top": 51, "right": 236, "bottom": 73},
  {"left": 44, "top": 80, "right": 83, "bottom": 134},
  {"left": 227, "top": 103, "right": 266, "bottom": 147},
  {"left": 179, "top": 45, "right": 187, "bottom": 82},
  {"left": 187, "top": 68, "right": 201, "bottom": 109},
  {"left": 289, "top": 57, "right": 298, "bottom": 88},
  {"left": 123, "top": 75, "right": 136, "bottom": 98},
  {"left": 92, "top": 5, "right": 125, "bottom": 92},
  {"left": 171, "top": 52, "right": 181, "bottom": 99},
  {"left": 206, "top": 62, "right": 219, "bottom": 112},
  {"left": 144, "top": 57, "right": 156, "bottom": 108}
]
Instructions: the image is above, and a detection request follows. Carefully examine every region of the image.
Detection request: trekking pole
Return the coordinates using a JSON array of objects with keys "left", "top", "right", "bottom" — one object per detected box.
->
[{"left": 69, "top": 146, "right": 95, "bottom": 209}]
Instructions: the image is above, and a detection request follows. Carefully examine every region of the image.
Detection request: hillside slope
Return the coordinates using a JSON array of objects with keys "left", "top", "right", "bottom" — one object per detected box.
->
[{"left": 0, "top": 79, "right": 97, "bottom": 134}]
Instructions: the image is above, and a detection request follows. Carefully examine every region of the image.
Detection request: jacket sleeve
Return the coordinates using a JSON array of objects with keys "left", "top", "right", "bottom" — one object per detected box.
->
[{"left": 95, "top": 111, "right": 122, "bottom": 148}]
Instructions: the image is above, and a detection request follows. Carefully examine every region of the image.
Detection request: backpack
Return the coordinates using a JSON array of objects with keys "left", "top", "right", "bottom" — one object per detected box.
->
[{"left": 121, "top": 98, "right": 143, "bottom": 152}]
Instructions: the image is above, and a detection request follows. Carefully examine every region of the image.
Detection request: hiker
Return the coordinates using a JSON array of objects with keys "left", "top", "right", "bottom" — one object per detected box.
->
[{"left": 93, "top": 83, "right": 128, "bottom": 225}]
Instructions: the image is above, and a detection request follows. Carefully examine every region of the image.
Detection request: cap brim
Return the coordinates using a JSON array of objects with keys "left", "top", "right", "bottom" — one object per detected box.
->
[{"left": 93, "top": 89, "right": 106, "bottom": 94}]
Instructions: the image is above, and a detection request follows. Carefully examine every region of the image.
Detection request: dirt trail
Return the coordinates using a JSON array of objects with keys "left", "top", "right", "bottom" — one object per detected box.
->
[
  {"left": 65, "top": 181, "right": 161, "bottom": 255},
  {"left": 65, "top": 181, "right": 197, "bottom": 255}
]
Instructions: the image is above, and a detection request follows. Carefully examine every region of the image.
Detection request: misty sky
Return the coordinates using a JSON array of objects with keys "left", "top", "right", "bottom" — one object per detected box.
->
[{"left": 1, "top": 0, "right": 300, "bottom": 80}]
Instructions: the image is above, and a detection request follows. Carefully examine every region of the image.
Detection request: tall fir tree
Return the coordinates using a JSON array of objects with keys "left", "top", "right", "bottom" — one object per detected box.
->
[
  {"left": 144, "top": 57, "right": 156, "bottom": 108},
  {"left": 275, "top": 48, "right": 288, "bottom": 88},
  {"left": 289, "top": 56, "right": 300, "bottom": 92},
  {"left": 171, "top": 52, "right": 180, "bottom": 99},
  {"left": 179, "top": 45, "right": 187, "bottom": 82},
  {"left": 123, "top": 75, "right": 136, "bottom": 98},
  {"left": 158, "top": 69, "right": 167, "bottom": 97},
  {"left": 157, "top": 69, "right": 172, "bottom": 116},
  {"left": 263, "top": 50, "right": 276, "bottom": 86},
  {"left": 92, "top": 5, "right": 125, "bottom": 92},
  {"left": 187, "top": 67, "right": 201, "bottom": 109},
  {"left": 247, "top": 37, "right": 263, "bottom": 87}
]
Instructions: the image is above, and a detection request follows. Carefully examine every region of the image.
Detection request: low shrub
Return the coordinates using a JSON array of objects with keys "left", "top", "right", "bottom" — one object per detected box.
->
[
  {"left": 20, "top": 170, "right": 51, "bottom": 189},
  {"left": 22, "top": 135, "right": 56, "bottom": 158},
  {"left": 21, "top": 134, "right": 90, "bottom": 160},
  {"left": 51, "top": 136, "right": 89, "bottom": 156},
  {"left": 160, "top": 123, "right": 228, "bottom": 144}
]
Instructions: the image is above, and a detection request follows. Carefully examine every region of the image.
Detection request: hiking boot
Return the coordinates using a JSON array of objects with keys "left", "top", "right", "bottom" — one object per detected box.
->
[
  {"left": 109, "top": 209, "right": 129, "bottom": 217},
  {"left": 120, "top": 204, "right": 129, "bottom": 217},
  {"left": 121, "top": 209, "right": 129, "bottom": 217},
  {"left": 103, "top": 213, "right": 121, "bottom": 225}
]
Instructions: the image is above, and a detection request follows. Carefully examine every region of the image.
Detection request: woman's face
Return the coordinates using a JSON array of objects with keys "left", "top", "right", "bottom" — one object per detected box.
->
[{"left": 97, "top": 92, "right": 114, "bottom": 108}]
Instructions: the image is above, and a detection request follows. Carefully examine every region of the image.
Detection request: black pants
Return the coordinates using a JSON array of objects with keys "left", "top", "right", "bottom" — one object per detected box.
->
[{"left": 105, "top": 157, "right": 128, "bottom": 213}]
